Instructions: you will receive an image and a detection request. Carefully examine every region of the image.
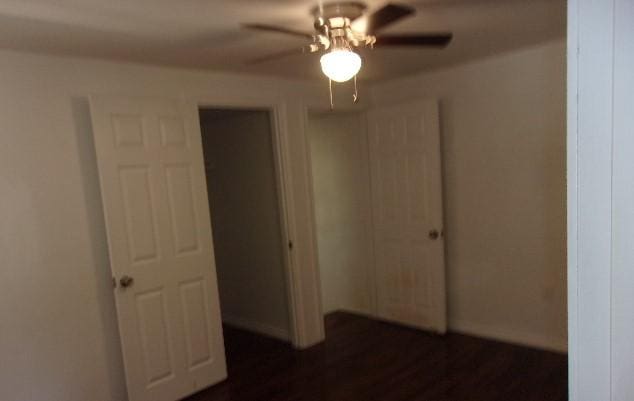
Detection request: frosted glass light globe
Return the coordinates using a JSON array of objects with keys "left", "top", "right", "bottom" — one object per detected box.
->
[{"left": 320, "top": 49, "right": 362, "bottom": 82}]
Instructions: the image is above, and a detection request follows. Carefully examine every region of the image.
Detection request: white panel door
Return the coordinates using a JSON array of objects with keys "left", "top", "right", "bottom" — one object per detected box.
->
[
  {"left": 90, "top": 96, "right": 227, "bottom": 401},
  {"left": 367, "top": 99, "right": 447, "bottom": 333}
]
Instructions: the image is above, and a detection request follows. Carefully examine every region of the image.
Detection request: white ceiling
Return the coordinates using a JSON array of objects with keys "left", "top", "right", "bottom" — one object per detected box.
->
[{"left": 0, "top": 0, "right": 566, "bottom": 82}]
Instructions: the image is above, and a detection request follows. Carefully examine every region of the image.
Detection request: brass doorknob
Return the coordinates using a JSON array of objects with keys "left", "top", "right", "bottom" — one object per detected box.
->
[
  {"left": 429, "top": 229, "right": 440, "bottom": 240},
  {"left": 119, "top": 275, "right": 134, "bottom": 289}
]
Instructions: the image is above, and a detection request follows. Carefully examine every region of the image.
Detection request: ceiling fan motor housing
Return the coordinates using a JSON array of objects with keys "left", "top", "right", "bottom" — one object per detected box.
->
[
  {"left": 311, "top": 1, "right": 367, "bottom": 22},
  {"left": 311, "top": 2, "right": 374, "bottom": 50}
]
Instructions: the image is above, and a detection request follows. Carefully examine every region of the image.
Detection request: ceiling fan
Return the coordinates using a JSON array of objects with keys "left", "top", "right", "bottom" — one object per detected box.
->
[{"left": 243, "top": 1, "right": 453, "bottom": 87}]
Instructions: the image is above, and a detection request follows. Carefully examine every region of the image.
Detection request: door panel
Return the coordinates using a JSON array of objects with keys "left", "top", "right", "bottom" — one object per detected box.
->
[
  {"left": 90, "top": 96, "right": 227, "bottom": 401},
  {"left": 179, "top": 279, "right": 214, "bottom": 369},
  {"left": 367, "top": 100, "right": 447, "bottom": 333},
  {"left": 165, "top": 164, "right": 200, "bottom": 255},
  {"left": 119, "top": 165, "right": 159, "bottom": 263},
  {"left": 135, "top": 289, "right": 174, "bottom": 385}
]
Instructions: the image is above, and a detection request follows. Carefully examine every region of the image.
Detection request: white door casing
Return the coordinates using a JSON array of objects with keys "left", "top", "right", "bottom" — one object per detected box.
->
[
  {"left": 90, "top": 96, "right": 227, "bottom": 401},
  {"left": 367, "top": 99, "right": 447, "bottom": 333}
]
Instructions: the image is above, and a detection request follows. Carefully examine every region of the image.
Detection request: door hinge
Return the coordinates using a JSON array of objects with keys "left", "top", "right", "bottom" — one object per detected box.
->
[{"left": 288, "top": 240, "right": 293, "bottom": 250}]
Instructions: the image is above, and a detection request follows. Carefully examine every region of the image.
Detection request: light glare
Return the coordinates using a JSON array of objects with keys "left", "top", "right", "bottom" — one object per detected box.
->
[{"left": 320, "top": 49, "right": 362, "bottom": 82}]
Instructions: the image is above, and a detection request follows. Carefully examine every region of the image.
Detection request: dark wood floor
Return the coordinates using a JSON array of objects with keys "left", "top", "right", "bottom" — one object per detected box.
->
[{"left": 186, "top": 312, "right": 567, "bottom": 401}]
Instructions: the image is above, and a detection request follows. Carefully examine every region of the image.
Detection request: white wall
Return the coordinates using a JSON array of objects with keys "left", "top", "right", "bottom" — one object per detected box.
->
[
  {"left": 568, "top": 1, "right": 634, "bottom": 400},
  {"left": 370, "top": 39, "right": 567, "bottom": 352},
  {"left": 201, "top": 110, "right": 290, "bottom": 340},
  {"left": 0, "top": 50, "right": 324, "bottom": 401},
  {"left": 307, "top": 112, "right": 374, "bottom": 315}
]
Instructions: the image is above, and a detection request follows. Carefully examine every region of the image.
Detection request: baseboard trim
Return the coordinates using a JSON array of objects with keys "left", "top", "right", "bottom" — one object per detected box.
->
[
  {"left": 327, "top": 310, "right": 567, "bottom": 353},
  {"left": 449, "top": 319, "right": 568, "bottom": 353},
  {"left": 222, "top": 314, "right": 291, "bottom": 342},
  {"left": 331, "top": 306, "right": 375, "bottom": 318}
]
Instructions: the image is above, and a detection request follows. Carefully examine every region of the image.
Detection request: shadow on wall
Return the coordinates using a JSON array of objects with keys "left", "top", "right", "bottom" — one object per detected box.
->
[{"left": 70, "top": 97, "right": 128, "bottom": 401}]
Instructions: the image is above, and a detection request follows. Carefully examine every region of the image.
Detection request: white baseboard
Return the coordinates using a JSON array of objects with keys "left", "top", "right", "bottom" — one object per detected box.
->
[
  {"left": 449, "top": 318, "right": 568, "bottom": 353},
  {"left": 327, "top": 310, "right": 567, "bottom": 353},
  {"left": 334, "top": 306, "right": 375, "bottom": 317},
  {"left": 222, "top": 314, "right": 290, "bottom": 342}
]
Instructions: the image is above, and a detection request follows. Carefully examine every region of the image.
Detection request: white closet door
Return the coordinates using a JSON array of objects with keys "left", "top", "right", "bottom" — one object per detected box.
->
[
  {"left": 90, "top": 96, "right": 227, "bottom": 401},
  {"left": 367, "top": 99, "right": 447, "bottom": 333}
]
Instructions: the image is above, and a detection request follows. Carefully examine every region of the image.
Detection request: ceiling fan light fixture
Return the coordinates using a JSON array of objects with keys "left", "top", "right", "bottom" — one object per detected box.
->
[{"left": 320, "top": 49, "right": 362, "bottom": 83}]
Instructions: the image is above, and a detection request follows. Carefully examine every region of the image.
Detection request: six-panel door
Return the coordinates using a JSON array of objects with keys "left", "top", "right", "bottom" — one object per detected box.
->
[
  {"left": 90, "top": 96, "right": 227, "bottom": 401},
  {"left": 367, "top": 100, "right": 447, "bottom": 333}
]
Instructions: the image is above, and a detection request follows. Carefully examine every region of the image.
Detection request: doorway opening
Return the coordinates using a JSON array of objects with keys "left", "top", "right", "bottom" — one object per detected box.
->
[
  {"left": 304, "top": 96, "right": 567, "bottom": 401},
  {"left": 306, "top": 109, "right": 376, "bottom": 318},
  {"left": 198, "top": 108, "right": 292, "bottom": 344},
  {"left": 307, "top": 101, "right": 448, "bottom": 335}
]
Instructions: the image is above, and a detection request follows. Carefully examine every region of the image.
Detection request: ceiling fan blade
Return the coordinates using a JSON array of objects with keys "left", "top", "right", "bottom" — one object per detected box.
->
[
  {"left": 242, "top": 23, "right": 314, "bottom": 39},
  {"left": 374, "top": 33, "right": 453, "bottom": 47},
  {"left": 364, "top": 3, "right": 416, "bottom": 34},
  {"left": 246, "top": 47, "right": 309, "bottom": 65}
]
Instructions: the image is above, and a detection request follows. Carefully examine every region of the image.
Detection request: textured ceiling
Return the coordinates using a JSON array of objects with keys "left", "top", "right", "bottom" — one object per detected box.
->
[{"left": 0, "top": 0, "right": 566, "bottom": 82}]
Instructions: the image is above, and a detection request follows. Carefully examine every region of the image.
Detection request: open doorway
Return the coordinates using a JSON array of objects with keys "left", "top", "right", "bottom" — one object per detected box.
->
[
  {"left": 198, "top": 108, "right": 292, "bottom": 343},
  {"left": 306, "top": 83, "right": 566, "bottom": 400},
  {"left": 306, "top": 110, "right": 376, "bottom": 317},
  {"left": 307, "top": 101, "right": 447, "bottom": 334}
]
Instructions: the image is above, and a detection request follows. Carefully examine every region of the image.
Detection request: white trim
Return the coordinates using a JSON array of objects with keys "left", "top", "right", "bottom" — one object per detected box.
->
[
  {"left": 450, "top": 319, "right": 568, "bottom": 354},
  {"left": 566, "top": 0, "right": 633, "bottom": 399},
  {"left": 326, "top": 309, "right": 567, "bottom": 352},
  {"left": 299, "top": 102, "right": 322, "bottom": 346},
  {"left": 331, "top": 307, "right": 376, "bottom": 318},
  {"left": 567, "top": 0, "right": 579, "bottom": 398},
  {"left": 222, "top": 314, "right": 291, "bottom": 342},
  {"left": 268, "top": 103, "right": 301, "bottom": 346}
]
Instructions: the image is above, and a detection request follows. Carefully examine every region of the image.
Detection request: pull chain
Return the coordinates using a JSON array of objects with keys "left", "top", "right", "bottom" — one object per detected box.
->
[
  {"left": 327, "top": 76, "right": 360, "bottom": 109},
  {"left": 329, "top": 78, "right": 334, "bottom": 110},
  {"left": 353, "top": 75, "right": 359, "bottom": 103}
]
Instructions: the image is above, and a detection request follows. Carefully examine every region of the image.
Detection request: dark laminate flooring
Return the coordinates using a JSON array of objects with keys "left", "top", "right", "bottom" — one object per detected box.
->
[{"left": 185, "top": 312, "right": 567, "bottom": 401}]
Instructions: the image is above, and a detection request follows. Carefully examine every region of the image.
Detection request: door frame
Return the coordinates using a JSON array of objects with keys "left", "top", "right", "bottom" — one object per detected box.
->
[{"left": 195, "top": 96, "right": 301, "bottom": 347}]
